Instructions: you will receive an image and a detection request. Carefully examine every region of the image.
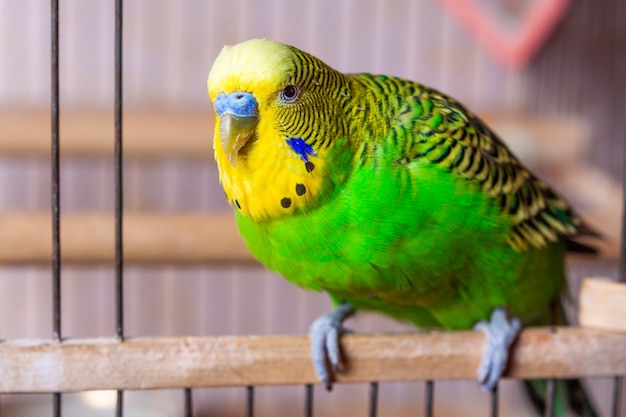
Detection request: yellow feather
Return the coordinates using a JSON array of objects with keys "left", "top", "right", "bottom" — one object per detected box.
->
[{"left": 208, "top": 39, "right": 293, "bottom": 104}]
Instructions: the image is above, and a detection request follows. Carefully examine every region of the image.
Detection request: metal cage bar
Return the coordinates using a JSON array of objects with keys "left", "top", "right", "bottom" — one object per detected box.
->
[
  {"left": 184, "top": 388, "right": 193, "bottom": 417},
  {"left": 246, "top": 386, "right": 254, "bottom": 417},
  {"left": 613, "top": 376, "right": 624, "bottom": 417},
  {"left": 543, "top": 301, "right": 559, "bottom": 416},
  {"left": 115, "top": 391, "right": 123, "bottom": 417},
  {"left": 305, "top": 384, "right": 314, "bottom": 417},
  {"left": 114, "top": 0, "right": 124, "bottom": 343},
  {"left": 424, "top": 380, "right": 434, "bottom": 417},
  {"left": 50, "top": 0, "right": 61, "bottom": 349},
  {"left": 368, "top": 382, "right": 378, "bottom": 417},
  {"left": 50, "top": 0, "right": 62, "bottom": 416},
  {"left": 613, "top": 131, "right": 626, "bottom": 417},
  {"left": 544, "top": 379, "right": 555, "bottom": 417},
  {"left": 615, "top": 133, "right": 626, "bottom": 417},
  {"left": 114, "top": 0, "right": 125, "bottom": 415},
  {"left": 490, "top": 384, "right": 498, "bottom": 417}
]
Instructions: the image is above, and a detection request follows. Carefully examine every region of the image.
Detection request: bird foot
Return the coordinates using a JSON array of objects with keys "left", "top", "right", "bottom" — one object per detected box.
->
[
  {"left": 309, "top": 303, "right": 354, "bottom": 390},
  {"left": 474, "top": 307, "right": 521, "bottom": 392}
]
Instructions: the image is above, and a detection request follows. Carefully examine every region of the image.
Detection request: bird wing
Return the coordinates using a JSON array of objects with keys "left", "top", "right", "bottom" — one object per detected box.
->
[{"left": 408, "top": 85, "right": 595, "bottom": 252}]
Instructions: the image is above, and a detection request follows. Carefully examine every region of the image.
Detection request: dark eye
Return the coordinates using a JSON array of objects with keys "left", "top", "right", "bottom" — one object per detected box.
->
[{"left": 279, "top": 85, "right": 300, "bottom": 103}]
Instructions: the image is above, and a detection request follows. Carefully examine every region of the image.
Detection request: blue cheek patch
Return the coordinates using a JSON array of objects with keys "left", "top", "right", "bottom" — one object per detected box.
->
[{"left": 286, "top": 137, "right": 317, "bottom": 162}]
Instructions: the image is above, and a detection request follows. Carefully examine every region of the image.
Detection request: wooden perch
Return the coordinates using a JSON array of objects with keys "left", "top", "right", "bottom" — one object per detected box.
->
[
  {"left": 0, "top": 327, "right": 624, "bottom": 393},
  {"left": 579, "top": 278, "right": 626, "bottom": 332},
  {"left": 0, "top": 212, "right": 255, "bottom": 264},
  {"left": 0, "top": 279, "right": 622, "bottom": 393}
]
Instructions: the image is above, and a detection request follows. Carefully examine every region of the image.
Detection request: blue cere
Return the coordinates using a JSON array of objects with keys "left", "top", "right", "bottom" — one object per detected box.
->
[
  {"left": 286, "top": 137, "right": 317, "bottom": 162},
  {"left": 214, "top": 92, "right": 258, "bottom": 117}
]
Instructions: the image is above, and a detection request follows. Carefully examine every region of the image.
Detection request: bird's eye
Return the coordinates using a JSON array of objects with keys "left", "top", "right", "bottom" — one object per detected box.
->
[{"left": 279, "top": 85, "right": 300, "bottom": 103}]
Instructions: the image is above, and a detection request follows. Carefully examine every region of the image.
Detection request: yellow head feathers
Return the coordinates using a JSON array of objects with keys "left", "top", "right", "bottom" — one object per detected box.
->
[
  {"left": 207, "top": 39, "right": 296, "bottom": 105},
  {"left": 207, "top": 39, "right": 351, "bottom": 222}
]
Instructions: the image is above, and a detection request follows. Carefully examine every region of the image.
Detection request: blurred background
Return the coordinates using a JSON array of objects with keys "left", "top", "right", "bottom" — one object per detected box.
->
[{"left": 0, "top": 0, "right": 624, "bottom": 416}]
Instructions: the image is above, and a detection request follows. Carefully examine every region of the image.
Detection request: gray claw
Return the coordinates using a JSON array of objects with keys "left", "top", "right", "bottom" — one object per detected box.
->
[
  {"left": 474, "top": 307, "right": 521, "bottom": 392},
  {"left": 309, "top": 303, "right": 354, "bottom": 390}
]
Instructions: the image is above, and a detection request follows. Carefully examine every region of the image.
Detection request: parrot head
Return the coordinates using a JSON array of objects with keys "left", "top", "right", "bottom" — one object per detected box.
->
[{"left": 208, "top": 39, "right": 353, "bottom": 221}]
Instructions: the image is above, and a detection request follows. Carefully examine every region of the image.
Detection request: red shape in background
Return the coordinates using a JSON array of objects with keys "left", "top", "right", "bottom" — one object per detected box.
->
[{"left": 438, "top": 0, "right": 571, "bottom": 69}]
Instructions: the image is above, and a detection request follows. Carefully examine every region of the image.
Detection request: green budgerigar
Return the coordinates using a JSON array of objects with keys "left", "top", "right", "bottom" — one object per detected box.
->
[{"left": 207, "top": 39, "right": 598, "bottom": 415}]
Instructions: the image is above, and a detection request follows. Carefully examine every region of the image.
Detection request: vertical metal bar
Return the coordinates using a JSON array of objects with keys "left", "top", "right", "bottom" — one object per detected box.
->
[
  {"left": 424, "top": 380, "right": 434, "bottom": 417},
  {"left": 304, "top": 384, "right": 313, "bottom": 417},
  {"left": 620, "top": 130, "right": 626, "bottom": 284},
  {"left": 613, "top": 131, "right": 626, "bottom": 417},
  {"left": 51, "top": 0, "right": 62, "bottom": 415},
  {"left": 246, "top": 386, "right": 254, "bottom": 417},
  {"left": 544, "top": 301, "right": 557, "bottom": 417},
  {"left": 114, "top": 0, "right": 124, "bottom": 343},
  {"left": 50, "top": 0, "right": 61, "bottom": 345},
  {"left": 368, "top": 382, "right": 378, "bottom": 417},
  {"left": 184, "top": 388, "right": 193, "bottom": 417},
  {"left": 53, "top": 393, "right": 61, "bottom": 417},
  {"left": 490, "top": 384, "right": 498, "bottom": 417},
  {"left": 612, "top": 376, "right": 623, "bottom": 417},
  {"left": 543, "top": 380, "right": 555, "bottom": 417},
  {"left": 115, "top": 391, "right": 123, "bottom": 417},
  {"left": 114, "top": 0, "right": 124, "bottom": 416}
]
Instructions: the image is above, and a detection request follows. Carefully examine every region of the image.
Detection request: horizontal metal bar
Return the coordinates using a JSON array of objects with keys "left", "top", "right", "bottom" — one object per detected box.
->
[{"left": 0, "top": 327, "right": 623, "bottom": 393}]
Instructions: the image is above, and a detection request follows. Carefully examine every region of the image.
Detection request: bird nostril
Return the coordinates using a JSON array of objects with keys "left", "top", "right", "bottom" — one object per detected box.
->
[{"left": 219, "top": 92, "right": 256, "bottom": 116}]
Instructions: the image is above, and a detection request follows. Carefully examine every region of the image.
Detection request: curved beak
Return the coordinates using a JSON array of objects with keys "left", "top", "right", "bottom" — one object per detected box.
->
[
  {"left": 213, "top": 91, "right": 259, "bottom": 167},
  {"left": 219, "top": 113, "right": 258, "bottom": 167}
]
